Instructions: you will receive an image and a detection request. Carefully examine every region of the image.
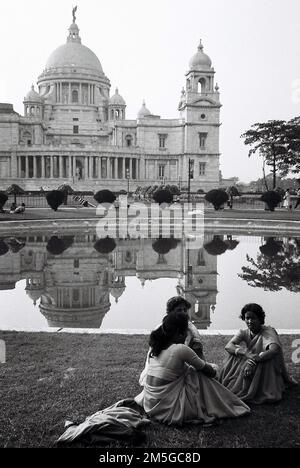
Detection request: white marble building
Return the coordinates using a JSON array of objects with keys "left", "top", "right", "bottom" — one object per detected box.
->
[{"left": 0, "top": 12, "right": 221, "bottom": 192}]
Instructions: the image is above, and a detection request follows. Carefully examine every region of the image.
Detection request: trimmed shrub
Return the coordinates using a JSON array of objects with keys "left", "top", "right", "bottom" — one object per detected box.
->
[
  {"left": 152, "top": 188, "right": 173, "bottom": 205},
  {"left": 197, "top": 189, "right": 205, "bottom": 194},
  {"left": 169, "top": 185, "right": 181, "bottom": 195},
  {"left": 0, "top": 192, "right": 8, "bottom": 210},
  {"left": 46, "top": 236, "right": 74, "bottom": 255},
  {"left": 152, "top": 238, "right": 179, "bottom": 254},
  {"left": 6, "top": 184, "right": 25, "bottom": 204},
  {"left": 94, "top": 190, "right": 116, "bottom": 205},
  {"left": 57, "top": 184, "right": 74, "bottom": 205},
  {"left": 227, "top": 186, "right": 240, "bottom": 197},
  {"left": 205, "top": 189, "right": 229, "bottom": 210},
  {"left": 0, "top": 240, "right": 9, "bottom": 256},
  {"left": 204, "top": 236, "right": 228, "bottom": 256},
  {"left": 5, "top": 237, "right": 26, "bottom": 253},
  {"left": 261, "top": 191, "right": 282, "bottom": 211},
  {"left": 94, "top": 237, "right": 116, "bottom": 254},
  {"left": 260, "top": 238, "right": 283, "bottom": 257},
  {"left": 46, "top": 190, "right": 65, "bottom": 211}
]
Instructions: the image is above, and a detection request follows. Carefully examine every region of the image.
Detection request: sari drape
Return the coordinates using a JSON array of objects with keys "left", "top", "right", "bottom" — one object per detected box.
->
[
  {"left": 219, "top": 326, "right": 295, "bottom": 404},
  {"left": 135, "top": 347, "right": 250, "bottom": 425}
]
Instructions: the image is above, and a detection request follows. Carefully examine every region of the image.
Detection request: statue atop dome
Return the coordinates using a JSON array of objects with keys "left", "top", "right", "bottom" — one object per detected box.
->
[{"left": 72, "top": 5, "right": 77, "bottom": 23}]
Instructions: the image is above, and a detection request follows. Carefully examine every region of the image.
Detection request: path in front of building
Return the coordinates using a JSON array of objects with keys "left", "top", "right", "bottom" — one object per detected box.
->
[{"left": 1, "top": 206, "right": 300, "bottom": 221}]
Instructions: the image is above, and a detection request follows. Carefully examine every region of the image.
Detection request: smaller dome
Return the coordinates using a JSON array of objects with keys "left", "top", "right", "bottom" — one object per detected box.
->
[
  {"left": 138, "top": 100, "right": 151, "bottom": 118},
  {"left": 24, "top": 85, "right": 43, "bottom": 103},
  {"left": 109, "top": 88, "right": 126, "bottom": 106},
  {"left": 26, "top": 287, "right": 44, "bottom": 305},
  {"left": 189, "top": 40, "right": 212, "bottom": 70}
]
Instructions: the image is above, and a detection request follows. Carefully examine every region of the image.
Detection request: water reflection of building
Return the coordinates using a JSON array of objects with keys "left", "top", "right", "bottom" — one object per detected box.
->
[{"left": 0, "top": 232, "right": 217, "bottom": 329}]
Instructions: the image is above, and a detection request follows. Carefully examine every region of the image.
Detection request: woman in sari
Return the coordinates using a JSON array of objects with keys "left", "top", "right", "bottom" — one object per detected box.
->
[
  {"left": 135, "top": 312, "right": 250, "bottom": 425},
  {"left": 219, "top": 303, "right": 296, "bottom": 404}
]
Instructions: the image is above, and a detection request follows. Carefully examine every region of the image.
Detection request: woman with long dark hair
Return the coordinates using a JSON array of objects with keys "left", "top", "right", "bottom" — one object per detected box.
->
[{"left": 135, "top": 312, "right": 250, "bottom": 425}]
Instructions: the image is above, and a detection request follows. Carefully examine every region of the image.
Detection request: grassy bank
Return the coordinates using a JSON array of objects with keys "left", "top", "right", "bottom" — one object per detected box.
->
[{"left": 0, "top": 331, "right": 299, "bottom": 448}]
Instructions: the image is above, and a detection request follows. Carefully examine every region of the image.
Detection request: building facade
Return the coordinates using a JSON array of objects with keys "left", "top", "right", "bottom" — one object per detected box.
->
[{"left": 0, "top": 13, "right": 221, "bottom": 192}]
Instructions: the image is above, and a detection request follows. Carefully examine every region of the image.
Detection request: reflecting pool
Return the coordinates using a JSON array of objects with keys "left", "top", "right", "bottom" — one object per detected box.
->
[{"left": 0, "top": 230, "right": 299, "bottom": 332}]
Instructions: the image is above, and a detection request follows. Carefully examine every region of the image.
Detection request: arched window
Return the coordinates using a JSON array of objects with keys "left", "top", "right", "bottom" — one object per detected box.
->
[
  {"left": 111, "top": 109, "right": 114, "bottom": 120},
  {"left": 72, "top": 90, "right": 78, "bottom": 103},
  {"left": 115, "top": 109, "right": 120, "bottom": 120},
  {"left": 125, "top": 135, "right": 133, "bottom": 147},
  {"left": 198, "top": 78, "right": 206, "bottom": 93}
]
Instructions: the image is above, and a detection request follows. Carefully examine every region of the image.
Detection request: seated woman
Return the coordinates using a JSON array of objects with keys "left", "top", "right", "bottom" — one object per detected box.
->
[
  {"left": 135, "top": 312, "right": 250, "bottom": 425},
  {"left": 219, "top": 303, "right": 296, "bottom": 404},
  {"left": 9, "top": 202, "right": 17, "bottom": 213},
  {"left": 166, "top": 296, "right": 205, "bottom": 358}
]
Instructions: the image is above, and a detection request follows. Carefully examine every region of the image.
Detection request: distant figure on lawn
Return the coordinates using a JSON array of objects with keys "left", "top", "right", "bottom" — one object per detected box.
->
[
  {"left": 9, "top": 202, "right": 17, "bottom": 213},
  {"left": 219, "top": 303, "right": 297, "bottom": 404},
  {"left": 135, "top": 311, "right": 250, "bottom": 425},
  {"left": 14, "top": 203, "right": 25, "bottom": 214},
  {"left": 283, "top": 189, "right": 292, "bottom": 210}
]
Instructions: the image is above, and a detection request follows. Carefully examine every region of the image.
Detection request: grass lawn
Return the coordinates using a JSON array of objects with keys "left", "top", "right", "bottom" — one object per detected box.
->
[{"left": 0, "top": 331, "right": 299, "bottom": 448}]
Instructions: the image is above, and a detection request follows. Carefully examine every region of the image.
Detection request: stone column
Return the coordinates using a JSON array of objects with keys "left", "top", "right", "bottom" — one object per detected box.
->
[
  {"left": 33, "top": 156, "right": 37, "bottom": 178},
  {"left": 122, "top": 158, "right": 125, "bottom": 179},
  {"left": 50, "top": 156, "right": 54, "bottom": 178},
  {"left": 41, "top": 157, "right": 45, "bottom": 178},
  {"left": 17, "top": 156, "right": 21, "bottom": 178},
  {"left": 129, "top": 158, "right": 133, "bottom": 178},
  {"left": 25, "top": 156, "right": 29, "bottom": 178},
  {"left": 68, "top": 155, "right": 72, "bottom": 179},
  {"left": 85, "top": 157, "right": 89, "bottom": 179},
  {"left": 79, "top": 83, "right": 82, "bottom": 104},
  {"left": 73, "top": 156, "right": 76, "bottom": 178},
  {"left": 98, "top": 157, "right": 101, "bottom": 179},
  {"left": 68, "top": 83, "right": 71, "bottom": 103},
  {"left": 114, "top": 158, "right": 117, "bottom": 179},
  {"left": 59, "top": 156, "right": 63, "bottom": 178}
]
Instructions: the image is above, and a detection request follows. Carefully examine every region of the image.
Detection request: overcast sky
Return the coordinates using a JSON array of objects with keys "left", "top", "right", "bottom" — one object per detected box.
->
[{"left": 0, "top": 0, "right": 299, "bottom": 182}]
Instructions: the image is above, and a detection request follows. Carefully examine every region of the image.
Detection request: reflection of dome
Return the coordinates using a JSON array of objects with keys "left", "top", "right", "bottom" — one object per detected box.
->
[
  {"left": 189, "top": 40, "right": 212, "bottom": 70},
  {"left": 25, "top": 278, "right": 44, "bottom": 305},
  {"left": 26, "top": 288, "right": 44, "bottom": 305},
  {"left": 109, "top": 88, "right": 126, "bottom": 105},
  {"left": 138, "top": 100, "right": 151, "bottom": 118},
  {"left": 44, "top": 22, "right": 104, "bottom": 77},
  {"left": 110, "top": 284, "right": 125, "bottom": 303},
  {"left": 40, "top": 305, "right": 109, "bottom": 328},
  {"left": 24, "top": 85, "right": 43, "bottom": 103}
]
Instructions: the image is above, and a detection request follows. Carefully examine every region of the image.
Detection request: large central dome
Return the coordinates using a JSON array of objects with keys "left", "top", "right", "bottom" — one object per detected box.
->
[
  {"left": 45, "top": 42, "right": 103, "bottom": 74},
  {"left": 43, "top": 21, "right": 104, "bottom": 77}
]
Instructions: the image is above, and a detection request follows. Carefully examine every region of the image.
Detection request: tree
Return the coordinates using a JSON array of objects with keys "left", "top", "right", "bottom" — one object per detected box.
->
[
  {"left": 57, "top": 184, "right": 74, "bottom": 205},
  {"left": 152, "top": 188, "right": 173, "bottom": 205},
  {"left": 241, "top": 118, "right": 300, "bottom": 189},
  {"left": 6, "top": 184, "right": 25, "bottom": 205},
  {"left": 46, "top": 236, "right": 74, "bottom": 255},
  {"left": 94, "top": 237, "right": 116, "bottom": 254},
  {"left": 0, "top": 192, "right": 8, "bottom": 211},
  {"left": 261, "top": 191, "right": 282, "bottom": 211},
  {"left": 94, "top": 190, "right": 116, "bottom": 205},
  {"left": 205, "top": 189, "right": 228, "bottom": 210},
  {"left": 45, "top": 190, "right": 65, "bottom": 211},
  {"left": 239, "top": 237, "right": 300, "bottom": 292}
]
